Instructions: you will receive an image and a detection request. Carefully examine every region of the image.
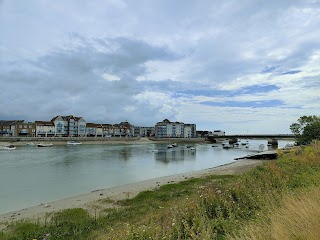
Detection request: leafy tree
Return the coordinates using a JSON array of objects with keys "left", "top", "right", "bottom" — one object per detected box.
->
[{"left": 290, "top": 115, "right": 320, "bottom": 145}]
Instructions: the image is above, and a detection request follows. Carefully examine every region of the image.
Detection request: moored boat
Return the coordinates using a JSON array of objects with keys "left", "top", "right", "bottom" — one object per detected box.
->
[
  {"left": 67, "top": 141, "right": 82, "bottom": 145},
  {"left": 37, "top": 143, "right": 53, "bottom": 147},
  {"left": 0, "top": 145, "right": 16, "bottom": 150}
]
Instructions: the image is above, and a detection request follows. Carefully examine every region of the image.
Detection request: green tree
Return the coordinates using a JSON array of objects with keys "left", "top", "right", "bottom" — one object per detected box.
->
[{"left": 290, "top": 115, "right": 320, "bottom": 145}]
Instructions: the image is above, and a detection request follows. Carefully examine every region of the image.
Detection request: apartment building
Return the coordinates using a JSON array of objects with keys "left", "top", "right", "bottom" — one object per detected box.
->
[
  {"left": 51, "top": 115, "right": 86, "bottom": 137},
  {"left": 35, "top": 121, "right": 55, "bottom": 137},
  {"left": 155, "top": 119, "right": 196, "bottom": 138},
  {"left": 0, "top": 120, "right": 36, "bottom": 136},
  {"left": 134, "top": 126, "right": 155, "bottom": 137}
]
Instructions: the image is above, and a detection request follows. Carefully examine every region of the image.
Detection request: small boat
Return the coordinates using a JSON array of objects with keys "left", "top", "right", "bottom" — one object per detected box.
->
[
  {"left": 67, "top": 141, "right": 82, "bottom": 145},
  {"left": 167, "top": 144, "right": 173, "bottom": 149},
  {"left": 149, "top": 149, "right": 159, "bottom": 153},
  {"left": 190, "top": 147, "right": 196, "bottom": 151},
  {"left": 172, "top": 143, "right": 178, "bottom": 147},
  {"left": 25, "top": 142, "right": 35, "bottom": 146},
  {"left": 223, "top": 145, "right": 232, "bottom": 149},
  {"left": 37, "top": 143, "right": 53, "bottom": 147},
  {"left": 241, "top": 140, "right": 249, "bottom": 145},
  {"left": 0, "top": 145, "right": 16, "bottom": 150}
]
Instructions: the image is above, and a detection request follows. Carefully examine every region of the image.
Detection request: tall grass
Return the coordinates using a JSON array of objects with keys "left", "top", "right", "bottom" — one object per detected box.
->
[
  {"left": 230, "top": 186, "right": 320, "bottom": 240},
  {"left": 1, "top": 142, "right": 319, "bottom": 239}
]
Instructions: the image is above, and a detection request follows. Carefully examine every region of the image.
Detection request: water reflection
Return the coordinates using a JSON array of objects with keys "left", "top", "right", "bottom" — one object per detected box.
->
[{"left": 154, "top": 147, "right": 196, "bottom": 164}]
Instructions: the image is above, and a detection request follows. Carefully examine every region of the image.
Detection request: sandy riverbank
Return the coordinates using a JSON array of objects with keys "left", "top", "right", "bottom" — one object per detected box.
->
[
  {"left": 0, "top": 137, "right": 206, "bottom": 146},
  {"left": 0, "top": 159, "right": 262, "bottom": 230}
]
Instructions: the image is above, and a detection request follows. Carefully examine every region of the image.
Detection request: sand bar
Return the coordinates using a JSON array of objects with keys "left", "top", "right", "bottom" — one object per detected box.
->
[{"left": 0, "top": 159, "right": 262, "bottom": 230}]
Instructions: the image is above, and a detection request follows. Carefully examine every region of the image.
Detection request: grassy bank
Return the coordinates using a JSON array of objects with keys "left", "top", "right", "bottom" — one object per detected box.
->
[{"left": 1, "top": 142, "right": 319, "bottom": 239}]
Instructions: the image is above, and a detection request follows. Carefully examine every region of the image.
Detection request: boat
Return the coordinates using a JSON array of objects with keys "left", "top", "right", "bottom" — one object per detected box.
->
[
  {"left": 37, "top": 143, "right": 53, "bottom": 147},
  {"left": 149, "top": 149, "right": 159, "bottom": 153},
  {"left": 172, "top": 143, "right": 178, "bottom": 147},
  {"left": 0, "top": 145, "right": 16, "bottom": 150},
  {"left": 25, "top": 142, "right": 35, "bottom": 146},
  {"left": 190, "top": 147, "right": 196, "bottom": 151},
  {"left": 223, "top": 145, "right": 232, "bottom": 149},
  {"left": 167, "top": 144, "right": 173, "bottom": 149},
  {"left": 67, "top": 141, "right": 82, "bottom": 145},
  {"left": 241, "top": 140, "right": 249, "bottom": 145}
]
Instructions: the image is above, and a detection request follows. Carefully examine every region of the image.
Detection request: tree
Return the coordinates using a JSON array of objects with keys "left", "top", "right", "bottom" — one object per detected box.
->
[{"left": 290, "top": 115, "right": 320, "bottom": 145}]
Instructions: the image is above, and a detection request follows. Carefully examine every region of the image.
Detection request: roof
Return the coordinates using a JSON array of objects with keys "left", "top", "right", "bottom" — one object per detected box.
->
[{"left": 0, "top": 120, "right": 24, "bottom": 126}]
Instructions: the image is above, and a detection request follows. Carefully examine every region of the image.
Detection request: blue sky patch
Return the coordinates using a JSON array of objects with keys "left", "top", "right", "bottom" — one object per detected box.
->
[
  {"left": 282, "top": 70, "right": 301, "bottom": 75},
  {"left": 200, "top": 99, "right": 283, "bottom": 108}
]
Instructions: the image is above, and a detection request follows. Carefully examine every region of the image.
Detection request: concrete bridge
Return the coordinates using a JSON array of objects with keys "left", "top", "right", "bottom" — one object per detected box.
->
[{"left": 207, "top": 134, "right": 295, "bottom": 146}]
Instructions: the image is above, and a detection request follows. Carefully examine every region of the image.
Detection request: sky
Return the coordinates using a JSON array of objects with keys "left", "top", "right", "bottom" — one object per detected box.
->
[{"left": 1, "top": 0, "right": 319, "bottom": 134}]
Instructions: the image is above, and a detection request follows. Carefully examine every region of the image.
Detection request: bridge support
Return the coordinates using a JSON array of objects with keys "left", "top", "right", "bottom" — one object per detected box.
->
[{"left": 268, "top": 138, "right": 278, "bottom": 146}]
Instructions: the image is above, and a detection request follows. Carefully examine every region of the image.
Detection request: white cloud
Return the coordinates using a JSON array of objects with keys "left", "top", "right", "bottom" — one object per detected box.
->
[
  {"left": 0, "top": 0, "right": 319, "bottom": 133},
  {"left": 102, "top": 73, "right": 121, "bottom": 81}
]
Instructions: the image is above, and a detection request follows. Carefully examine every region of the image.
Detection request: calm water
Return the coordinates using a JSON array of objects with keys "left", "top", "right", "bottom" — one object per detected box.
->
[{"left": 0, "top": 140, "right": 293, "bottom": 214}]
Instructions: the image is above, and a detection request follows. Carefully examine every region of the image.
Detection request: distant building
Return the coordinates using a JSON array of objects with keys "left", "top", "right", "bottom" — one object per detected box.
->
[
  {"left": 51, "top": 115, "right": 86, "bottom": 137},
  {"left": 211, "top": 130, "right": 225, "bottom": 136},
  {"left": 0, "top": 120, "right": 36, "bottom": 137},
  {"left": 134, "top": 126, "right": 155, "bottom": 137},
  {"left": 35, "top": 121, "right": 55, "bottom": 137},
  {"left": 155, "top": 119, "right": 196, "bottom": 138},
  {"left": 0, "top": 120, "right": 24, "bottom": 136}
]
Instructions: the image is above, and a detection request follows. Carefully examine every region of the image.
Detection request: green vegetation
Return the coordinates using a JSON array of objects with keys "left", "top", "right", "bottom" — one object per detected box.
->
[
  {"left": 1, "top": 143, "right": 320, "bottom": 240},
  {"left": 290, "top": 115, "right": 320, "bottom": 145}
]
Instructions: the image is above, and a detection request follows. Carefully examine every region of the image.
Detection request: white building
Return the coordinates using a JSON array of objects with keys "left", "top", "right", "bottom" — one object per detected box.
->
[{"left": 155, "top": 119, "right": 196, "bottom": 138}]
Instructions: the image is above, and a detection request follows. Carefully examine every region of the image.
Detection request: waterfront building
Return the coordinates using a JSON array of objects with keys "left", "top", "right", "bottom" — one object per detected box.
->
[
  {"left": 0, "top": 120, "right": 24, "bottom": 136},
  {"left": 155, "top": 119, "right": 196, "bottom": 138},
  {"left": 35, "top": 121, "right": 55, "bottom": 137},
  {"left": 16, "top": 122, "right": 36, "bottom": 137},
  {"left": 113, "top": 121, "right": 134, "bottom": 137},
  {"left": 102, "top": 124, "right": 114, "bottom": 137},
  {"left": 133, "top": 126, "right": 155, "bottom": 137},
  {"left": 51, "top": 115, "right": 86, "bottom": 137},
  {"left": 85, "top": 123, "right": 98, "bottom": 137}
]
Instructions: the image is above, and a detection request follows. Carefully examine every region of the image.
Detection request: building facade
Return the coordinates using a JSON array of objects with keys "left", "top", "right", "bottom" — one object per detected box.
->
[
  {"left": 155, "top": 119, "right": 196, "bottom": 138},
  {"left": 51, "top": 115, "right": 86, "bottom": 137}
]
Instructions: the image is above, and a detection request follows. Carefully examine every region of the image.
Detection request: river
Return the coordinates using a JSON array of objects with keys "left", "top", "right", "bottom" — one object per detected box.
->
[{"left": 0, "top": 139, "right": 293, "bottom": 214}]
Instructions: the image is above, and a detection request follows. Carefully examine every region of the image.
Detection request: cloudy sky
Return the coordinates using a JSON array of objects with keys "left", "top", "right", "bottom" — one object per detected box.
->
[{"left": 1, "top": 0, "right": 319, "bottom": 134}]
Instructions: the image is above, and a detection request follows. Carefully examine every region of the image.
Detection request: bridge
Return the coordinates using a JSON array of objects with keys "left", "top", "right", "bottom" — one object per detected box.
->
[
  {"left": 207, "top": 134, "right": 295, "bottom": 139},
  {"left": 206, "top": 134, "right": 295, "bottom": 146}
]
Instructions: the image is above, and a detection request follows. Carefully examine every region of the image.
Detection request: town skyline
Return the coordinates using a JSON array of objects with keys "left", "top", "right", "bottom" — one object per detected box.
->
[{"left": 1, "top": 1, "right": 319, "bottom": 134}]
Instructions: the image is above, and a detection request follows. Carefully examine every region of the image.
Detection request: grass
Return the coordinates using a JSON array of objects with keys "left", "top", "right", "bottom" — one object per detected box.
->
[
  {"left": 1, "top": 142, "right": 319, "bottom": 239},
  {"left": 229, "top": 186, "right": 320, "bottom": 240}
]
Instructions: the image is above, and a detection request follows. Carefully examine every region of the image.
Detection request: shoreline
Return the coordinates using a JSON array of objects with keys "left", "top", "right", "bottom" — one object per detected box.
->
[
  {"left": 0, "top": 137, "right": 206, "bottom": 146},
  {"left": 0, "top": 159, "right": 263, "bottom": 230}
]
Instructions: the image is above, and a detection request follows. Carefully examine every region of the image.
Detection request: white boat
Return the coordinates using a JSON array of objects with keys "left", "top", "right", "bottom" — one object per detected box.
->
[
  {"left": 172, "top": 143, "right": 178, "bottom": 147},
  {"left": 190, "top": 147, "right": 196, "bottom": 151},
  {"left": 25, "top": 142, "right": 35, "bottom": 146},
  {"left": 67, "top": 141, "right": 82, "bottom": 145},
  {"left": 167, "top": 144, "right": 173, "bottom": 149},
  {"left": 0, "top": 145, "right": 16, "bottom": 150},
  {"left": 37, "top": 143, "right": 53, "bottom": 147}
]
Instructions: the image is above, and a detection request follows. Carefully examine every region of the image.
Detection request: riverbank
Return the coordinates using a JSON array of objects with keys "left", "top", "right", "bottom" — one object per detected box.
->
[
  {"left": 0, "top": 159, "right": 262, "bottom": 230},
  {"left": 0, "top": 137, "right": 206, "bottom": 146}
]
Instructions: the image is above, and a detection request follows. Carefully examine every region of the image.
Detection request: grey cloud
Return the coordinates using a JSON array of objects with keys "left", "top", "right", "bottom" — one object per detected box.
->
[{"left": 0, "top": 36, "right": 181, "bottom": 124}]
